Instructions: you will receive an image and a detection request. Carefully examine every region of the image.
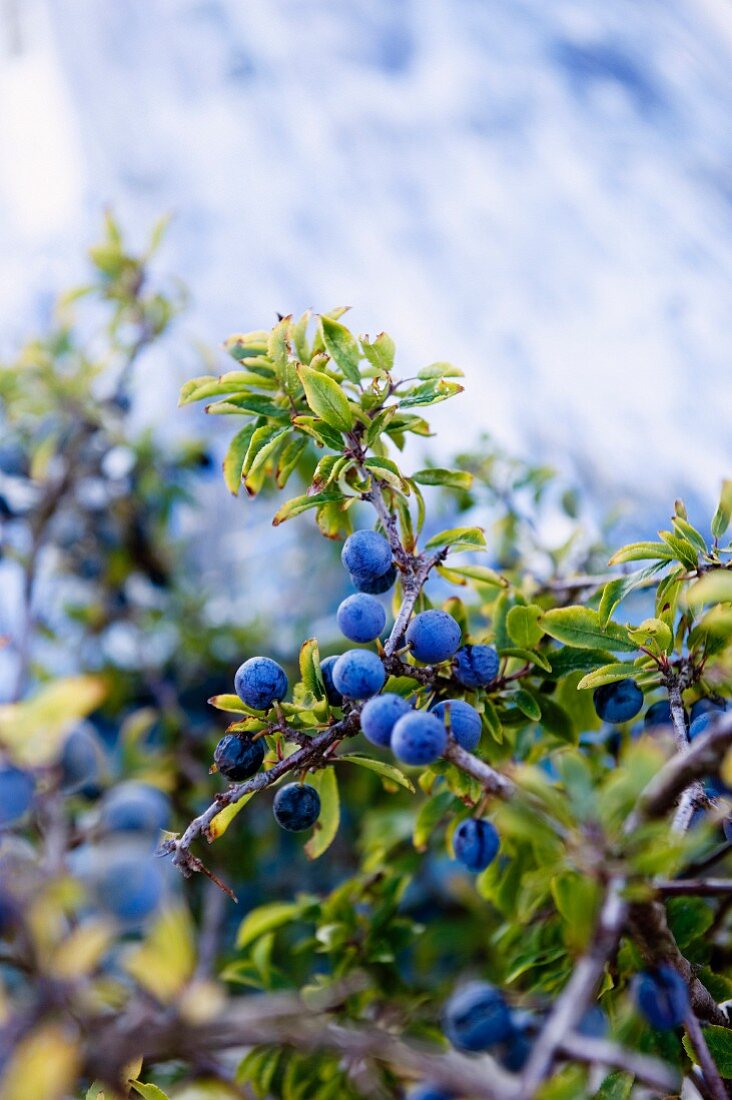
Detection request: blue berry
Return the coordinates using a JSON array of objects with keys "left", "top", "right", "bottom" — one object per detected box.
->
[
  {"left": 0, "top": 764, "right": 34, "bottom": 828},
  {"left": 453, "top": 819, "right": 499, "bottom": 872},
  {"left": 407, "top": 1085, "right": 455, "bottom": 1100},
  {"left": 234, "top": 656, "right": 288, "bottom": 711},
  {"left": 341, "top": 530, "right": 392, "bottom": 583},
  {"left": 332, "top": 650, "right": 386, "bottom": 699},
  {"left": 272, "top": 783, "right": 321, "bottom": 831},
  {"left": 320, "top": 655, "right": 344, "bottom": 706},
  {"left": 431, "top": 699, "right": 482, "bottom": 751},
  {"left": 214, "top": 734, "right": 265, "bottom": 781},
  {"left": 352, "top": 563, "right": 396, "bottom": 594},
  {"left": 453, "top": 645, "right": 499, "bottom": 689},
  {"left": 92, "top": 842, "right": 164, "bottom": 924},
  {"left": 498, "top": 1025, "right": 532, "bottom": 1071},
  {"left": 723, "top": 818, "right": 732, "bottom": 843},
  {"left": 443, "top": 981, "right": 514, "bottom": 1052},
  {"left": 60, "top": 725, "right": 104, "bottom": 793},
  {"left": 593, "top": 679, "right": 643, "bottom": 724},
  {"left": 406, "top": 610, "right": 462, "bottom": 664},
  {"left": 391, "top": 711, "right": 447, "bottom": 766},
  {"left": 337, "top": 593, "right": 386, "bottom": 643},
  {"left": 691, "top": 697, "right": 727, "bottom": 722},
  {"left": 634, "top": 966, "right": 688, "bottom": 1030},
  {"left": 577, "top": 1006, "right": 607, "bottom": 1038},
  {"left": 644, "top": 700, "right": 672, "bottom": 728},
  {"left": 100, "top": 782, "right": 170, "bottom": 837},
  {"left": 360, "top": 693, "right": 411, "bottom": 748},
  {"left": 689, "top": 713, "right": 713, "bottom": 741}
]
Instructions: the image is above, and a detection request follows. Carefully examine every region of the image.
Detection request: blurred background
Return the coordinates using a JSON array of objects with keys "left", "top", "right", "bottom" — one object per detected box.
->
[{"left": 2, "top": 0, "right": 732, "bottom": 519}]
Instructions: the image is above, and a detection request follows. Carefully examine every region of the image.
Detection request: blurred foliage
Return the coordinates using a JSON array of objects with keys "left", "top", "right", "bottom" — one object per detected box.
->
[{"left": 0, "top": 223, "right": 731, "bottom": 1099}]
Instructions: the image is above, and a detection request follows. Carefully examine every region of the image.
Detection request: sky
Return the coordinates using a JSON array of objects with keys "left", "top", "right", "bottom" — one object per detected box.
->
[{"left": 2, "top": 0, "right": 732, "bottom": 525}]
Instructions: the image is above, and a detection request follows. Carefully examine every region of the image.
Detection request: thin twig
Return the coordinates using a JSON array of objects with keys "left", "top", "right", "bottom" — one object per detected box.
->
[{"left": 684, "top": 1008, "right": 727, "bottom": 1100}]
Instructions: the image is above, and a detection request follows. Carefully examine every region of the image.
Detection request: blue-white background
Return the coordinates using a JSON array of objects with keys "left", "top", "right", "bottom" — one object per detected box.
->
[{"left": 2, "top": 0, "right": 732, "bottom": 523}]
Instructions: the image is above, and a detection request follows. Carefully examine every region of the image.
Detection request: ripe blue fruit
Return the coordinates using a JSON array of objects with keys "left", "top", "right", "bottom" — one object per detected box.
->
[
  {"left": 272, "top": 782, "right": 321, "bottom": 831},
  {"left": 691, "top": 697, "right": 727, "bottom": 722},
  {"left": 431, "top": 699, "right": 482, "bottom": 752},
  {"left": 214, "top": 733, "right": 265, "bottom": 781},
  {"left": 453, "top": 818, "right": 499, "bottom": 872},
  {"left": 352, "top": 563, "right": 396, "bottom": 594},
  {"left": 577, "top": 1005, "right": 607, "bottom": 1038},
  {"left": 337, "top": 593, "right": 386, "bottom": 643},
  {"left": 407, "top": 1085, "right": 455, "bottom": 1100},
  {"left": 341, "top": 530, "right": 392, "bottom": 583},
  {"left": 360, "top": 693, "right": 412, "bottom": 748},
  {"left": 406, "top": 610, "right": 462, "bottom": 664},
  {"left": 391, "top": 711, "right": 447, "bottom": 766},
  {"left": 453, "top": 644, "right": 499, "bottom": 689},
  {"left": 723, "top": 818, "right": 732, "bottom": 843},
  {"left": 443, "top": 981, "right": 514, "bottom": 1052},
  {"left": 593, "top": 679, "right": 643, "bottom": 724},
  {"left": 332, "top": 649, "right": 386, "bottom": 699},
  {"left": 92, "top": 842, "right": 164, "bottom": 924},
  {"left": 0, "top": 764, "right": 34, "bottom": 827},
  {"left": 498, "top": 1020, "right": 533, "bottom": 1071},
  {"left": 234, "top": 656, "right": 288, "bottom": 711},
  {"left": 634, "top": 966, "right": 688, "bottom": 1030},
  {"left": 99, "top": 781, "right": 170, "bottom": 837},
  {"left": 644, "top": 700, "right": 672, "bottom": 728},
  {"left": 60, "top": 725, "right": 104, "bottom": 793},
  {"left": 320, "top": 655, "right": 344, "bottom": 706},
  {"left": 689, "top": 713, "right": 713, "bottom": 741}
]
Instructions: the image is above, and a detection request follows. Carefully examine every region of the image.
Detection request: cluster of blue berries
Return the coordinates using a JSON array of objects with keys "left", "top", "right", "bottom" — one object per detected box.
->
[
  {"left": 217, "top": 529, "right": 502, "bottom": 846},
  {"left": 218, "top": 655, "right": 322, "bottom": 832},
  {"left": 407, "top": 965, "right": 687, "bottom": 1096}
]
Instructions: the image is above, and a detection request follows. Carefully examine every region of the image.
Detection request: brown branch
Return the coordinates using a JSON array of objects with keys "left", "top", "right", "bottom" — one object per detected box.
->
[
  {"left": 684, "top": 1008, "right": 728, "bottom": 1100},
  {"left": 655, "top": 879, "right": 732, "bottom": 897},
  {"left": 558, "top": 1032, "right": 680, "bottom": 1093}
]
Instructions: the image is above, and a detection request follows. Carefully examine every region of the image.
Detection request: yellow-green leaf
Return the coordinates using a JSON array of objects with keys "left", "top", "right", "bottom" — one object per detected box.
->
[
  {"left": 305, "top": 766, "right": 340, "bottom": 859},
  {"left": 540, "top": 607, "right": 636, "bottom": 652}
]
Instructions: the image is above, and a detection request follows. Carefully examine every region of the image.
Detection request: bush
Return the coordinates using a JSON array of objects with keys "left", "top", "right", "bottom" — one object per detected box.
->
[{"left": 1, "top": 221, "right": 732, "bottom": 1099}]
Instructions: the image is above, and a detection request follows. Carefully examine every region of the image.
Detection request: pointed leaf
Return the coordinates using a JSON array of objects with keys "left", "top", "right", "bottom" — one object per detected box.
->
[
  {"left": 540, "top": 607, "right": 636, "bottom": 652},
  {"left": 337, "top": 753, "right": 415, "bottom": 791},
  {"left": 320, "top": 316, "right": 361, "bottom": 384},
  {"left": 304, "top": 766, "right": 340, "bottom": 859},
  {"left": 298, "top": 365, "right": 354, "bottom": 431}
]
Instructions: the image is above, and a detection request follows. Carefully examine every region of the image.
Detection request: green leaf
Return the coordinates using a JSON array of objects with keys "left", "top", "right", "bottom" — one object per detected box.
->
[
  {"left": 298, "top": 364, "right": 354, "bottom": 432},
  {"left": 577, "top": 663, "right": 640, "bottom": 690},
  {"left": 413, "top": 790, "right": 455, "bottom": 851},
  {"left": 712, "top": 480, "right": 732, "bottom": 540},
  {"left": 498, "top": 646, "right": 552, "bottom": 672},
  {"left": 299, "top": 638, "right": 326, "bottom": 700},
  {"left": 129, "top": 1083, "right": 171, "bottom": 1100},
  {"left": 337, "top": 753, "right": 415, "bottom": 791},
  {"left": 551, "top": 873, "right": 601, "bottom": 951},
  {"left": 223, "top": 424, "right": 257, "bottom": 495},
  {"left": 540, "top": 607, "right": 636, "bottom": 652},
  {"left": 437, "top": 563, "right": 508, "bottom": 588},
  {"left": 417, "top": 361, "right": 464, "bottom": 379},
  {"left": 320, "top": 316, "right": 361, "bottom": 384},
  {"left": 683, "top": 1025, "right": 732, "bottom": 1077},
  {"left": 305, "top": 767, "right": 340, "bottom": 859},
  {"left": 364, "top": 455, "right": 406, "bottom": 490},
  {"left": 207, "top": 694, "right": 253, "bottom": 714},
  {"left": 598, "top": 563, "right": 666, "bottom": 626},
  {"left": 687, "top": 570, "right": 732, "bottom": 609},
  {"left": 425, "top": 526, "right": 486, "bottom": 553},
  {"left": 398, "top": 379, "right": 463, "bottom": 408},
  {"left": 506, "top": 605, "right": 544, "bottom": 649},
  {"left": 659, "top": 529, "right": 699, "bottom": 570},
  {"left": 292, "top": 415, "right": 345, "bottom": 450},
  {"left": 237, "top": 901, "right": 301, "bottom": 949},
  {"left": 272, "top": 491, "right": 344, "bottom": 526},
  {"left": 546, "top": 648, "right": 617, "bottom": 679},
  {"left": 608, "top": 541, "right": 676, "bottom": 565},
  {"left": 360, "top": 331, "right": 395, "bottom": 374},
  {"left": 626, "top": 617, "right": 673, "bottom": 653},
  {"left": 513, "top": 689, "right": 541, "bottom": 721},
  {"left": 411, "top": 468, "right": 473, "bottom": 490},
  {"left": 208, "top": 789, "right": 257, "bottom": 840},
  {"left": 593, "top": 1072, "right": 634, "bottom": 1100},
  {"left": 244, "top": 427, "right": 291, "bottom": 495},
  {"left": 666, "top": 896, "right": 714, "bottom": 948}
]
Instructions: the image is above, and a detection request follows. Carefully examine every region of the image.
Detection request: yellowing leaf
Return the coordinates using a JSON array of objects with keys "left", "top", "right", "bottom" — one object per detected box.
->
[
  {"left": 0, "top": 675, "right": 107, "bottom": 766},
  {"left": 305, "top": 766, "right": 340, "bottom": 860},
  {"left": 0, "top": 1023, "right": 79, "bottom": 1100},
  {"left": 125, "top": 905, "right": 196, "bottom": 1002},
  {"left": 298, "top": 364, "right": 354, "bottom": 432}
]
